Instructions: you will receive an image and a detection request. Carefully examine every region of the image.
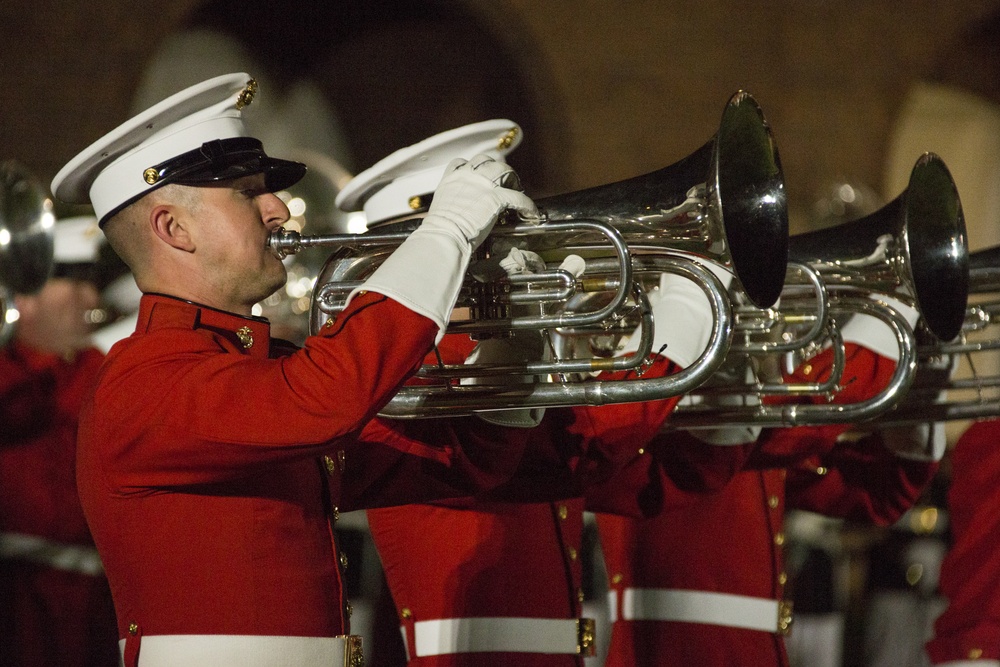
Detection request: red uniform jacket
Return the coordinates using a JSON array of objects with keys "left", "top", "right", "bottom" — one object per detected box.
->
[
  {"left": 77, "top": 293, "right": 541, "bottom": 667},
  {"left": 597, "top": 344, "right": 939, "bottom": 667},
  {"left": 926, "top": 419, "right": 1000, "bottom": 665},
  {"left": 0, "top": 340, "right": 119, "bottom": 667},
  {"left": 366, "top": 354, "right": 755, "bottom": 666}
]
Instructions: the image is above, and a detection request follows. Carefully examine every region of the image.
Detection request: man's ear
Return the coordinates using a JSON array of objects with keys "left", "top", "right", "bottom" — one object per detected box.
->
[{"left": 149, "top": 204, "right": 195, "bottom": 252}]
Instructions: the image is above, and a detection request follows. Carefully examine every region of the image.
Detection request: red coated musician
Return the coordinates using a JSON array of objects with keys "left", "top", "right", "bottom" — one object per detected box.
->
[
  {"left": 49, "top": 73, "right": 538, "bottom": 667},
  {"left": 0, "top": 217, "right": 119, "bottom": 667},
  {"left": 597, "top": 298, "right": 943, "bottom": 666}
]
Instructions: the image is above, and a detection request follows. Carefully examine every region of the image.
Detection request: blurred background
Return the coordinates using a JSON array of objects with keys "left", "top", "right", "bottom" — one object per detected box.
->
[
  {"left": 5, "top": 1, "right": 1000, "bottom": 665},
  {"left": 1, "top": 0, "right": 997, "bottom": 233}
]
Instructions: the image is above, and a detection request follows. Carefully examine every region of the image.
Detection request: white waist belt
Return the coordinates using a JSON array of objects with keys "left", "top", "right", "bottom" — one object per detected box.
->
[
  {"left": 406, "top": 617, "right": 595, "bottom": 657},
  {"left": 0, "top": 531, "right": 104, "bottom": 576},
  {"left": 120, "top": 634, "right": 363, "bottom": 667},
  {"left": 612, "top": 588, "right": 792, "bottom": 634}
]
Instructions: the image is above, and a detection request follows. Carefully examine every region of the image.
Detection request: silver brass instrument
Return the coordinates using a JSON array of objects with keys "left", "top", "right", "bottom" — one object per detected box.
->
[
  {"left": 667, "top": 152, "right": 967, "bottom": 428},
  {"left": 531, "top": 90, "right": 787, "bottom": 311},
  {"left": 786, "top": 152, "right": 967, "bottom": 342},
  {"left": 0, "top": 161, "right": 55, "bottom": 346},
  {"left": 871, "top": 244, "right": 1000, "bottom": 424},
  {"left": 270, "top": 91, "right": 789, "bottom": 415}
]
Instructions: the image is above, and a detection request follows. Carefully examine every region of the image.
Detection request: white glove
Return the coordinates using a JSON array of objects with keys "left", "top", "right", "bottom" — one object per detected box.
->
[
  {"left": 421, "top": 155, "right": 538, "bottom": 250},
  {"left": 347, "top": 155, "right": 538, "bottom": 340},
  {"left": 500, "top": 247, "right": 547, "bottom": 275},
  {"left": 468, "top": 249, "right": 585, "bottom": 428},
  {"left": 676, "top": 366, "right": 763, "bottom": 446},
  {"left": 881, "top": 422, "right": 947, "bottom": 462},
  {"left": 621, "top": 259, "right": 733, "bottom": 368},
  {"left": 840, "top": 294, "right": 920, "bottom": 362}
]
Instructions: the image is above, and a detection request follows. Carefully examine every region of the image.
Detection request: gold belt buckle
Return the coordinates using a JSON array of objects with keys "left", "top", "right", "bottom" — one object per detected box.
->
[
  {"left": 577, "top": 618, "right": 596, "bottom": 657},
  {"left": 777, "top": 600, "right": 794, "bottom": 636},
  {"left": 343, "top": 634, "right": 364, "bottom": 667}
]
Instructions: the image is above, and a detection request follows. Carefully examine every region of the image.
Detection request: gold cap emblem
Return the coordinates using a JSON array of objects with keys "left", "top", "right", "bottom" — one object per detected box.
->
[
  {"left": 236, "top": 79, "right": 258, "bottom": 110},
  {"left": 236, "top": 326, "right": 254, "bottom": 349},
  {"left": 143, "top": 167, "right": 159, "bottom": 185}
]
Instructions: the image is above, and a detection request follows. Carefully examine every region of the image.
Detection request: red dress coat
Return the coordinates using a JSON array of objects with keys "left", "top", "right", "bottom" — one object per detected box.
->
[
  {"left": 77, "top": 292, "right": 539, "bottom": 667},
  {"left": 0, "top": 340, "right": 119, "bottom": 667},
  {"left": 366, "top": 354, "right": 755, "bottom": 666},
  {"left": 926, "top": 419, "right": 1000, "bottom": 665},
  {"left": 597, "top": 344, "right": 939, "bottom": 667}
]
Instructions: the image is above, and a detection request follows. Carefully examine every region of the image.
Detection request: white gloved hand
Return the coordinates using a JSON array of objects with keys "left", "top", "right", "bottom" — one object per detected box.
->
[
  {"left": 840, "top": 294, "right": 920, "bottom": 362},
  {"left": 621, "top": 259, "right": 733, "bottom": 368},
  {"left": 468, "top": 248, "right": 585, "bottom": 428},
  {"left": 500, "top": 247, "right": 547, "bottom": 275},
  {"left": 675, "top": 365, "right": 763, "bottom": 446},
  {"left": 347, "top": 155, "right": 538, "bottom": 340},
  {"left": 422, "top": 155, "right": 539, "bottom": 250},
  {"left": 881, "top": 422, "right": 947, "bottom": 462}
]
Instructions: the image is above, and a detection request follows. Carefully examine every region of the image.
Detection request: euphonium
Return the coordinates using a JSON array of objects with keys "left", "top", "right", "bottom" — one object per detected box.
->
[
  {"left": 788, "top": 152, "right": 968, "bottom": 342},
  {"left": 870, "top": 243, "right": 1000, "bottom": 424},
  {"left": 272, "top": 91, "right": 790, "bottom": 415},
  {"left": 0, "top": 161, "right": 55, "bottom": 346},
  {"left": 532, "top": 89, "right": 787, "bottom": 310},
  {"left": 665, "top": 153, "right": 968, "bottom": 428}
]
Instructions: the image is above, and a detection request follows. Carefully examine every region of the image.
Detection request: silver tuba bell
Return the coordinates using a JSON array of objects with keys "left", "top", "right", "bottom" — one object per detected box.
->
[
  {"left": 666, "top": 153, "right": 968, "bottom": 429},
  {"left": 0, "top": 161, "right": 55, "bottom": 347},
  {"left": 270, "top": 91, "right": 789, "bottom": 415}
]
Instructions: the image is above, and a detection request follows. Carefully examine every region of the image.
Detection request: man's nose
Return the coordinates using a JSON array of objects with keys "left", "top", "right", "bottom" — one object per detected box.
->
[{"left": 262, "top": 192, "right": 291, "bottom": 230}]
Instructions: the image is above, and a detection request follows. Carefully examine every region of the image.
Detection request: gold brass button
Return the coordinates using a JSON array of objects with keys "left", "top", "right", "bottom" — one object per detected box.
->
[
  {"left": 557, "top": 505, "right": 568, "bottom": 520},
  {"left": 778, "top": 600, "right": 794, "bottom": 636},
  {"left": 323, "top": 456, "right": 336, "bottom": 474},
  {"left": 774, "top": 532, "right": 785, "bottom": 546},
  {"left": 339, "top": 552, "right": 349, "bottom": 570},
  {"left": 128, "top": 623, "right": 138, "bottom": 636},
  {"left": 345, "top": 600, "right": 353, "bottom": 618},
  {"left": 577, "top": 618, "right": 596, "bottom": 657},
  {"left": 778, "top": 571, "right": 788, "bottom": 586},
  {"left": 408, "top": 195, "right": 423, "bottom": 210},
  {"left": 332, "top": 506, "right": 340, "bottom": 522},
  {"left": 567, "top": 546, "right": 578, "bottom": 561},
  {"left": 969, "top": 648, "right": 984, "bottom": 659},
  {"left": 611, "top": 573, "right": 623, "bottom": 585},
  {"left": 768, "top": 495, "right": 779, "bottom": 509},
  {"left": 401, "top": 608, "right": 412, "bottom": 619},
  {"left": 577, "top": 587, "right": 585, "bottom": 603}
]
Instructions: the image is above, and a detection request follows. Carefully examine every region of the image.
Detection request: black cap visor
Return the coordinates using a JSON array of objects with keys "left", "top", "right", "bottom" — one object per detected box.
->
[
  {"left": 99, "top": 138, "right": 307, "bottom": 227},
  {"left": 147, "top": 137, "right": 306, "bottom": 193}
]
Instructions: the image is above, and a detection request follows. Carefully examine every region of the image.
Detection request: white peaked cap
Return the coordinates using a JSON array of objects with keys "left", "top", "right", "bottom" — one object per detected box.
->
[
  {"left": 51, "top": 73, "right": 305, "bottom": 225},
  {"left": 336, "top": 119, "right": 523, "bottom": 226},
  {"left": 52, "top": 216, "right": 103, "bottom": 264}
]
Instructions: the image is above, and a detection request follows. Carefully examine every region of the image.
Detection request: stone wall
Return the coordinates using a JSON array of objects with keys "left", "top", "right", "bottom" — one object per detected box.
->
[{"left": 2, "top": 0, "right": 998, "bottom": 233}]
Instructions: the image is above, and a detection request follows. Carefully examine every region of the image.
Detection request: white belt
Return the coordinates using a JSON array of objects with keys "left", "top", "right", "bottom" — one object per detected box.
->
[
  {"left": 120, "top": 634, "right": 363, "bottom": 667},
  {"left": 0, "top": 531, "right": 104, "bottom": 576},
  {"left": 404, "top": 617, "right": 595, "bottom": 658},
  {"left": 611, "top": 588, "right": 793, "bottom": 634}
]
